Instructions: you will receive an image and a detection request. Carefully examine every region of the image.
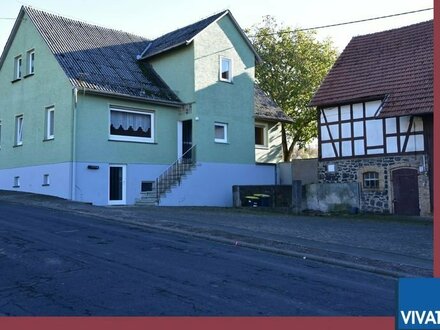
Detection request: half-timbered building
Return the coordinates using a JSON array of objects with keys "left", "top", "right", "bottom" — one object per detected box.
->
[{"left": 310, "top": 21, "right": 433, "bottom": 216}]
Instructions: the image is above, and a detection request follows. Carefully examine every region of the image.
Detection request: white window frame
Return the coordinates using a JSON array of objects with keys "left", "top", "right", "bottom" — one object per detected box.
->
[
  {"left": 0, "top": 120, "right": 2, "bottom": 149},
  {"left": 214, "top": 122, "right": 228, "bottom": 143},
  {"left": 26, "top": 49, "right": 35, "bottom": 75},
  {"left": 108, "top": 164, "right": 126, "bottom": 205},
  {"left": 45, "top": 106, "right": 55, "bottom": 140},
  {"left": 109, "top": 107, "right": 155, "bottom": 143},
  {"left": 15, "top": 115, "right": 23, "bottom": 146},
  {"left": 255, "top": 124, "right": 268, "bottom": 148},
  {"left": 219, "top": 56, "right": 233, "bottom": 83},
  {"left": 14, "top": 55, "right": 22, "bottom": 80}
]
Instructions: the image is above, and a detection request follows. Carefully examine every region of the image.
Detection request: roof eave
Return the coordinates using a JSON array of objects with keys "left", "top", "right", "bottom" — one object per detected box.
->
[
  {"left": 81, "top": 88, "right": 184, "bottom": 108},
  {"left": 139, "top": 10, "right": 262, "bottom": 63},
  {"left": 138, "top": 40, "right": 188, "bottom": 60},
  {"left": 0, "top": 6, "right": 25, "bottom": 71},
  {"left": 309, "top": 94, "right": 388, "bottom": 109},
  {"left": 255, "top": 115, "right": 294, "bottom": 124}
]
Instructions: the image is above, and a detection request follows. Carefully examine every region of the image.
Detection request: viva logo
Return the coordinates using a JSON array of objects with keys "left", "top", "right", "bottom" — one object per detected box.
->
[
  {"left": 400, "top": 311, "right": 440, "bottom": 326},
  {"left": 398, "top": 278, "right": 440, "bottom": 330}
]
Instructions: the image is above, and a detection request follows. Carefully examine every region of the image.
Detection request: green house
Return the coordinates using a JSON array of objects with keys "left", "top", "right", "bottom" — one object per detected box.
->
[{"left": 0, "top": 6, "right": 288, "bottom": 206}]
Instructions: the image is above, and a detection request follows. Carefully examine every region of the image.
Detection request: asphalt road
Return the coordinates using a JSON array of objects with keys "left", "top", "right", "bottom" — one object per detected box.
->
[{"left": 0, "top": 202, "right": 396, "bottom": 316}]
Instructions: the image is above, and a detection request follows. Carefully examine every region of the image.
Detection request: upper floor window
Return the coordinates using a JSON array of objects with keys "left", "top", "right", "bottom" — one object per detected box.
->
[
  {"left": 220, "top": 57, "right": 232, "bottom": 83},
  {"left": 26, "top": 49, "right": 35, "bottom": 75},
  {"left": 214, "top": 122, "right": 228, "bottom": 143},
  {"left": 45, "top": 106, "right": 55, "bottom": 140},
  {"left": 14, "top": 55, "right": 22, "bottom": 80},
  {"left": 109, "top": 107, "right": 154, "bottom": 143},
  {"left": 255, "top": 125, "right": 268, "bottom": 147},
  {"left": 15, "top": 115, "right": 23, "bottom": 146},
  {"left": 363, "top": 171, "right": 379, "bottom": 189}
]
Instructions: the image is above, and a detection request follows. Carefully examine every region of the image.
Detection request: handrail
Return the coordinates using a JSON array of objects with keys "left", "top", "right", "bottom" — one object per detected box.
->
[{"left": 155, "top": 145, "right": 197, "bottom": 203}]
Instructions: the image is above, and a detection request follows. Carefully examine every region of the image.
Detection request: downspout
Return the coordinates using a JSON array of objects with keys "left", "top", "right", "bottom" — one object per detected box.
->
[{"left": 71, "top": 87, "right": 78, "bottom": 201}]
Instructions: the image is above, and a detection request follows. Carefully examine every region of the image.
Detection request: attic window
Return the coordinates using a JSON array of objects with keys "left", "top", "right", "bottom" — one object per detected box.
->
[
  {"left": 220, "top": 57, "right": 232, "bottom": 82},
  {"left": 14, "top": 55, "right": 22, "bottom": 80},
  {"left": 26, "top": 49, "right": 35, "bottom": 75}
]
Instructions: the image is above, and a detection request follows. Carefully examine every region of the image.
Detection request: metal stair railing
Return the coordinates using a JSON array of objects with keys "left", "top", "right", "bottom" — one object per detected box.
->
[{"left": 155, "top": 145, "right": 197, "bottom": 203}]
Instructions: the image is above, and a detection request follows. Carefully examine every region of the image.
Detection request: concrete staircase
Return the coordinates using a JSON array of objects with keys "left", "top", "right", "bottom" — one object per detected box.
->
[{"left": 135, "top": 146, "right": 197, "bottom": 206}]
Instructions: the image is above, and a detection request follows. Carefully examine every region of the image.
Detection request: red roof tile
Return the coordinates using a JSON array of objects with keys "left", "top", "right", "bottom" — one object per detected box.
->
[{"left": 309, "top": 20, "right": 433, "bottom": 118}]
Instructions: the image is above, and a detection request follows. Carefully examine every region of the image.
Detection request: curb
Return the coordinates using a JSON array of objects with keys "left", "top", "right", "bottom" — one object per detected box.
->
[
  {"left": 71, "top": 209, "right": 423, "bottom": 279},
  {"left": 1, "top": 198, "right": 430, "bottom": 279}
]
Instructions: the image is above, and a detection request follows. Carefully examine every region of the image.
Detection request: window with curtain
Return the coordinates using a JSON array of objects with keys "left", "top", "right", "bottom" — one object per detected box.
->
[{"left": 109, "top": 108, "right": 154, "bottom": 143}]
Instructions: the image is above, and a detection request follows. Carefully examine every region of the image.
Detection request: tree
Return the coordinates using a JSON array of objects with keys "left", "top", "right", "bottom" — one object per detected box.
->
[{"left": 247, "top": 17, "right": 338, "bottom": 161}]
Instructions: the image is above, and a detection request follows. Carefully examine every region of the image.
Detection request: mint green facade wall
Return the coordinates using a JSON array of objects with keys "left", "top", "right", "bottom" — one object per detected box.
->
[
  {"left": 75, "top": 94, "right": 180, "bottom": 164},
  {"left": 149, "top": 46, "right": 195, "bottom": 104},
  {"left": 0, "top": 12, "right": 73, "bottom": 169},
  {"left": 150, "top": 14, "right": 256, "bottom": 165},
  {"left": 193, "top": 16, "right": 256, "bottom": 164}
]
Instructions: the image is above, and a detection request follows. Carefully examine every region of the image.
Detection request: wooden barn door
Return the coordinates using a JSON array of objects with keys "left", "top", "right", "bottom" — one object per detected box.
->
[{"left": 392, "top": 168, "right": 419, "bottom": 216}]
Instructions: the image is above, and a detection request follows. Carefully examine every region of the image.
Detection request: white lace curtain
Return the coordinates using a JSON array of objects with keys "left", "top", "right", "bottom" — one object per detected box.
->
[{"left": 111, "top": 110, "right": 150, "bottom": 131}]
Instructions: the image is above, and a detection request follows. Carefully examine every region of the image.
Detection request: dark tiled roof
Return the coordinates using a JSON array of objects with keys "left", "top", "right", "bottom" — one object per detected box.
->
[
  {"left": 255, "top": 86, "right": 293, "bottom": 123},
  {"left": 310, "top": 20, "right": 433, "bottom": 118},
  {"left": 139, "top": 11, "right": 227, "bottom": 59},
  {"left": 25, "top": 6, "right": 181, "bottom": 103}
]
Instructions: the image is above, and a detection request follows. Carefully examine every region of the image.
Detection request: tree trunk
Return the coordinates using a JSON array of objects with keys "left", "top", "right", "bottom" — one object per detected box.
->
[
  {"left": 281, "top": 124, "right": 289, "bottom": 161},
  {"left": 281, "top": 123, "right": 297, "bottom": 162}
]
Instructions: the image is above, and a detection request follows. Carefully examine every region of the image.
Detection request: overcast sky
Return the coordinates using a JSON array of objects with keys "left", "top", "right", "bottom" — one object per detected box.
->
[{"left": 0, "top": 0, "right": 434, "bottom": 54}]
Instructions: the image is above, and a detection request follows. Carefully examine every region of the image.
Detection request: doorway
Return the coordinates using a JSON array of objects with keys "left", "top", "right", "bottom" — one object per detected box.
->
[
  {"left": 181, "top": 120, "right": 192, "bottom": 160},
  {"left": 392, "top": 168, "right": 419, "bottom": 215},
  {"left": 109, "top": 165, "right": 126, "bottom": 205}
]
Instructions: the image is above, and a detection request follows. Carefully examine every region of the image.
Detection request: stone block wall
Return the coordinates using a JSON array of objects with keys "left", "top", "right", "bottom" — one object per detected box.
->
[{"left": 318, "top": 154, "right": 431, "bottom": 215}]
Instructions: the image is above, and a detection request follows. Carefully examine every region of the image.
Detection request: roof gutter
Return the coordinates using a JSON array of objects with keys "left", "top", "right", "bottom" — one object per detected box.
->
[
  {"left": 255, "top": 115, "right": 294, "bottom": 124},
  {"left": 81, "top": 88, "right": 184, "bottom": 108}
]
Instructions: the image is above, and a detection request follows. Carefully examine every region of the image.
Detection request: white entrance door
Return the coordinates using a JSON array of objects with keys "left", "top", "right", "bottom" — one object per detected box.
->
[{"left": 109, "top": 164, "right": 126, "bottom": 205}]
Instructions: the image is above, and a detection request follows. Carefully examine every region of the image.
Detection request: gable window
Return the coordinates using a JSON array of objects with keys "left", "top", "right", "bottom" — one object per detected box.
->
[
  {"left": 45, "top": 106, "right": 55, "bottom": 140},
  {"left": 214, "top": 122, "right": 228, "bottom": 143},
  {"left": 255, "top": 125, "right": 268, "bottom": 147},
  {"left": 15, "top": 115, "right": 23, "bottom": 146},
  {"left": 26, "top": 49, "right": 35, "bottom": 75},
  {"left": 14, "top": 56, "right": 22, "bottom": 80},
  {"left": 109, "top": 107, "right": 154, "bottom": 143},
  {"left": 220, "top": 57, "right": 232, "bottom": 82},
  {"left": 363, "top": 171, "right": 379, "bottom": 189}
]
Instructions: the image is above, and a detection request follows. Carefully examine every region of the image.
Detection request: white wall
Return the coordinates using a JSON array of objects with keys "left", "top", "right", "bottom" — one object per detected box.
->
[
  {"left": 160, "top": 162, "right": 276, "bottom": 206},
  {"left": 0, "top": 162, "right": 71, "bottom": 199},
  {"left": 74, "top": 162, "right": 169, "bottom": 205}
]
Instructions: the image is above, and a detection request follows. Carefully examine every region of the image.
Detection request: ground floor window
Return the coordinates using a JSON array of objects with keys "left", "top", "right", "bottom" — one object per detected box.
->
[
  {"left": 363, "top": 171, "right": 379, "bottom": 189},
  {"left": 214, "top": 122, "right": 228, "bottom": 143},
  {"left": 109, "top": 107, "right": 154, "bottom": 143},
  {"left": 255, "top": 125, "right": 267, "bottom": 147}
]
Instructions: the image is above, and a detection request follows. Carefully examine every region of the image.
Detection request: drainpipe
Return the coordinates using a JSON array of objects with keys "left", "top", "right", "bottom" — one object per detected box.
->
[{"left": 71, "top": 87, "right": 78, "bottom": 201}]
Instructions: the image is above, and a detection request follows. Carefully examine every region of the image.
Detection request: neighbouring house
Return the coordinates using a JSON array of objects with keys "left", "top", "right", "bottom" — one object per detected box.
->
[
  {"left": 254, "top": 85, "right": 293, "bottom": 163},
  {"left": 0, "top": 6, "right": 289, "bottom": 206},
  {"left": 309, "top": 20, "right": 433, "bottom": 216}
]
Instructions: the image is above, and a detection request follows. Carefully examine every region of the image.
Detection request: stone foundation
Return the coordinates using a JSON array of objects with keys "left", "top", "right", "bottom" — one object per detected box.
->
[{"left": 318, "top": 154, "right": 431, "bottom": 215}]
